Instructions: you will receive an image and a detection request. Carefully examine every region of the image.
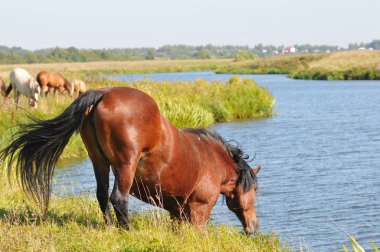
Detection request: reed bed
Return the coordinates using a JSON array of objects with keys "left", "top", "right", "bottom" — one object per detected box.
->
[
  {"left": 289, "top": 50, "right": 380, "bottom": 80},
  {"left": 216, "top": 53, "right": 327, "bottom": 75},
  {"left": 217, "top": 50, "right": 380, "bottom": 80}
]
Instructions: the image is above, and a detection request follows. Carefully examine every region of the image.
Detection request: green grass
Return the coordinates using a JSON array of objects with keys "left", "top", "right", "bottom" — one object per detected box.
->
[
  {"left": 289, "top": 50, "right": 380, "bottom": 80},
  {"left": 341, "top": 236, "right": 378, "bottom": 252},
  {"left": 0, "top": 171, "right": 288, "bottom": 252}
]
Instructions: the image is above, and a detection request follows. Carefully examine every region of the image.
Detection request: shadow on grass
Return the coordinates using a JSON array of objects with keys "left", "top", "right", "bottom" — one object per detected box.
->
[{"left": 0, "top": 205, "right": 105, "bottom": 229}]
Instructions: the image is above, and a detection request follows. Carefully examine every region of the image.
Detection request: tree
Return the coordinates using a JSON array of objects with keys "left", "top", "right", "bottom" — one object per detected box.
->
[
  {"left": 145, "top": 49, "right": 156, "bottom": 60},
  {"left": 234, "top": 50, "right": 258, "bottom": 61}
]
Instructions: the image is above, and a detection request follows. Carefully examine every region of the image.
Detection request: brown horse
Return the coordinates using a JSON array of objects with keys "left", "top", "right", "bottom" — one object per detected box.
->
[
  {"left": 0, "top": 87, "right": 260, "bottom": 234},
  {"left": 0, "top": 77, "right": 6, "bottom": 97},
  {"left": 36, "top": 71, "right": 73, "bottom": 96}
]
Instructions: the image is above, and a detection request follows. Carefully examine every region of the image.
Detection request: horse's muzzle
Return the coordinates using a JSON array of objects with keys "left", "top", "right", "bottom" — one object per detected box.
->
[{"left": 244, "top": 220, "right": 259, "bottom": 235}]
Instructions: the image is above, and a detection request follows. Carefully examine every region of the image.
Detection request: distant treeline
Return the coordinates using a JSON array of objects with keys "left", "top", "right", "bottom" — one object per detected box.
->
[{"left": 0, "top": 40, "right": 379, "bottom": 64}]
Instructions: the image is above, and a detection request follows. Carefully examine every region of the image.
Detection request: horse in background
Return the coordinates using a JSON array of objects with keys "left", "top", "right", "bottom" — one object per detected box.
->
[
  {"left": 0, "top": 87, "right": 260, "bottom": 234},
  {"left": 5, "top": 68, "right": 41, "bottom": 109},
  {"left": 0, "top": 76, "right": 9, "bottom": 104},
  {"left": 71, "top": 79, "right": 86, "bottom": 96},
  {"left": 36, "top": 71, "right": 73, "bottom": 97}
]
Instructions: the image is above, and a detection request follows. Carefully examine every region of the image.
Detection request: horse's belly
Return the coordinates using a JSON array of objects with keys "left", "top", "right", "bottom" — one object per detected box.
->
[{"left": 133, "top": 160, "right": 197, "bottom": 201}]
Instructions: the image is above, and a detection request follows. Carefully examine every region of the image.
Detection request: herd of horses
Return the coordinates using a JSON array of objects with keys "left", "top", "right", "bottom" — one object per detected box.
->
[
  {"left": 0, "top": 68, "right": 86, "bottom": 109},
  {"left": 0, "top": 73, "right": 261, "bottom": 235}
]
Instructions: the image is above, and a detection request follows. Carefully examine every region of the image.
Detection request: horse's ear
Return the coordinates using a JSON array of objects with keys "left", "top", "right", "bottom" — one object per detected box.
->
[{"left": 251, "top": 166, "right": 261, "bottom": 175}]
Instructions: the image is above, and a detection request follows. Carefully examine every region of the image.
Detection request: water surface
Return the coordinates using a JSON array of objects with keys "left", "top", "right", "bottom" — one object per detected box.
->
[{"left": 55, "top": 73, "right": 380, "bottom": 251}]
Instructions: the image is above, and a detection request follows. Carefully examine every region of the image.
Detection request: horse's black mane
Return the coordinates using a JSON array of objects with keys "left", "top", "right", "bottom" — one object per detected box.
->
[{"left": 181, "top": 128, "right": 258, "bottom": 192}]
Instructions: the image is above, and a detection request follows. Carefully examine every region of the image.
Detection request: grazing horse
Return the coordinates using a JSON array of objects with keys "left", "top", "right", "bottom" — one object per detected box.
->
[
  {"left": 71, "top": 79, "right": 86, "bottom": 96},
  {"left": 0, "top": 87, "right": 260, "bottom": 234},
  {"left": 36, "top": 71, "right": 73, "bottom": 96},
  {"left": 0, "top": 77, "right": 6, "bottom": 97},
  {"left": 5, "top": 68, "right": 41, "bottom": 109}
]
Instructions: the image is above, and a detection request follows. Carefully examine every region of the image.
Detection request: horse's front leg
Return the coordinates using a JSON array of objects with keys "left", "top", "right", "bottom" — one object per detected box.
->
[
  {"left": 46, "top": 87, "right": 54, "bottom": 97},
  {"left": 110, "top": 151, "right": 141, "bottom": 229},
  {"left": 186, "top": 201, "right": 214, "bottom": 232}
]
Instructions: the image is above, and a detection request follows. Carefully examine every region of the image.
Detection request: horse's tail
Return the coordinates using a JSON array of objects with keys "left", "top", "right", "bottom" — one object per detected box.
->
[
  {"left": 5, "top": 83, "right": 12, "bottom": 97},
  {"left": 0, "top": 89, "right": 105, "bottom": 212}
]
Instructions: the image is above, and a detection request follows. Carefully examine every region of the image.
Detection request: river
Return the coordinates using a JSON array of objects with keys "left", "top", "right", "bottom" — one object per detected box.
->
[{"left": 54, "top": 72, "right": 380, "bottom": 251}]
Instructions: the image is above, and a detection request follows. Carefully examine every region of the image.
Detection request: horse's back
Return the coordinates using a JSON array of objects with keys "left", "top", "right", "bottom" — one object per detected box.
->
[
  {"left": 37, "top": 71, "right": 51, "bottom": 83},
  {"left": 10, "top": 68, "right": 32, "bottom": 89},
  {"left": 36, "top": 70, "right": 48, "bottom": 81},
  {"left": 10, "top": 68, "right": 31, "bottom": 82},
  {"left": 90, "top": 87, "right": 164, "bottom": 160},
  {"left": 72, "top": 79, "right": 86, "bottom": 94},
  {"left": 37, "top": 71, "right": 63, "bottom": 85}
]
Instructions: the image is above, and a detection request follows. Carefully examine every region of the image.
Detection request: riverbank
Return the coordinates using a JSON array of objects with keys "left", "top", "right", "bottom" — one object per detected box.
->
[
  {"left": 1, "top": 51, "right": 379, "bottom": 81},
  {"left": 0, "top": 59, "right": 229, "bottom": 80},
  {"left": 217, "top": 50, "right": 380, "bottom": 80}
]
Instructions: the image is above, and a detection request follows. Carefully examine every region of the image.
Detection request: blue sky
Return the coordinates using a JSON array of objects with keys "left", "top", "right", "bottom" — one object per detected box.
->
[{"left": 1, "top": 0, "right": 379, "bottom": 49}]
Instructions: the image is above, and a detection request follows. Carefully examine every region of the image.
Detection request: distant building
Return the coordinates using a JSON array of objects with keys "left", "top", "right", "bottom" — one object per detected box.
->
[
  {"left": 358, "top": 47, "right": 366, "bottom": 50},
  {"left": 282, "top": 46, "right": 296, "bottom": 54}
]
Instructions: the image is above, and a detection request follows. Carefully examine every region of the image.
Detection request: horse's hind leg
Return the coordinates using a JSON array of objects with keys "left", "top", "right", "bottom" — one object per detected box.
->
[
  {"left": 110, "top": 150, "right": 141, "bottom": 229},
  {"left": 80, "top": 125, "right": 113, "bottom": 225},
  {"left": 92, "top": 156, "right": 113, "bottom": 225}
]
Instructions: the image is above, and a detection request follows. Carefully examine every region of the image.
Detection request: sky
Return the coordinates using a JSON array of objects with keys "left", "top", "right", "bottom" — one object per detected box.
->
[{"left": 1, "top": 0, "right": 379, "bottom": 50}]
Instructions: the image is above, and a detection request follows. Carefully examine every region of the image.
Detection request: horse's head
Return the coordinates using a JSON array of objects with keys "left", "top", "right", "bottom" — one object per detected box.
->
[{"left": 225, "top": 149, "right": 260, "bottom": 235}]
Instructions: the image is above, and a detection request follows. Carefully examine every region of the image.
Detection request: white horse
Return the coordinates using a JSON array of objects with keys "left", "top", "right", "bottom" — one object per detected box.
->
[
  {"left": 70, "top": 79, "right": 86, "bottom": 96},
  {"left": 6, "top": 68, "right": 41, "bottom": 109}
]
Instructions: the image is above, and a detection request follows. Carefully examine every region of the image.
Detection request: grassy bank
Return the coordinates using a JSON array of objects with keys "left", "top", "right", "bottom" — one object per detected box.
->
[
  {"left": 289, "top": 51, "right": 380, "bottom": 80},
  {"left": 216, "top": 53, "right": 327, "bottom": 75},
  {"left": 2, "top": 52, "right": 379, "bottom": 81},
  {"left": 0, "top": 76, "right": 275, "bottom": 161},
  {"left": 0, "top": 174, "right": 288, "bottom": 252},
  {"left": 217, "top": 50, "right": 380, "bottom": 80}
]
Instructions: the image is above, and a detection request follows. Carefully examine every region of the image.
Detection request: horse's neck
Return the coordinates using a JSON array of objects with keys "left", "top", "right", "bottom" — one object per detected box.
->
[
  {"left": 214, "top": 148, "right": 238, "bottom": 196},
  {"left": 220, "top": 164, "right": 238, "bottom": 196},
  {"left": 175, "top": 128, "right": 239, "bottom": 195}
]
